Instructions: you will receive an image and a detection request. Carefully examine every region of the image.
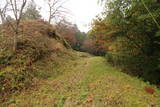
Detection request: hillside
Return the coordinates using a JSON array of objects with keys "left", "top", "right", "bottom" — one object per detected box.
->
[
  {"left": 0, "top": 20, "right": 73, "bottom": 103},
  {"left": 1, "top": 55, "right": 160, "bottom": 107}
]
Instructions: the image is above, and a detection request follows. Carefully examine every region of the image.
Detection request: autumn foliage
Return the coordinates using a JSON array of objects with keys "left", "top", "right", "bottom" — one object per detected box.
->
[
  {"left": 0, "top": 20, "right": 67, "bottom": 101},
  {"left": 81, "top": 38, "right": 106, "bottom": 56},
  {"left": 90, "top": 0, "right": 160, "bottom": 85}
]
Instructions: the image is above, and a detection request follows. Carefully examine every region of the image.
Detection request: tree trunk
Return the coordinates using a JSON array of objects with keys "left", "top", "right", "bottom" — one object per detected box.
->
[
  {"left": 0, "top": 12, "right": 5, "bottom": 24},
  {"left": 48, "top": 16, "right": 51, "bottom": 24},
  {"left": 48, "top": 6, "right": 52, "bottom": 24},
  {"left": 13, "top": 31, "right": 18, "bottom": 52}
]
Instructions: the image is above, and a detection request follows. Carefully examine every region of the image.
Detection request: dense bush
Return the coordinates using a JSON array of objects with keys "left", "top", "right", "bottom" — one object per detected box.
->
[{"left": 81, "top": 38, "right": 106, "bottom": 56}]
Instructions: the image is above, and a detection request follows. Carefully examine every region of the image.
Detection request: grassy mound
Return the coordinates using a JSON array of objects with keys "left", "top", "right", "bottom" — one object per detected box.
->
[{"left": 0, "top": 20, "right": 74, "bottom": 102}]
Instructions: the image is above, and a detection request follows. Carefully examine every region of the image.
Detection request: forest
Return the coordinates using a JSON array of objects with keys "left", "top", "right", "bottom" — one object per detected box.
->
[
  {"left": 89, "top": 0, "right": 160, "bottom": 84},
  {"left": 0, "top": 0, "right": 160, "bottom": 106}
]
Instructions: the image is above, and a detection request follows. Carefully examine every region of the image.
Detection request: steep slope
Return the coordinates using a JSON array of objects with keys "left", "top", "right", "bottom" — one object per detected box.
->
[
  {"left": 0, "top": 20, "right": 72, "bottom": 103},
  {"left": 2, "top": 55, "right": 160, "bottom": 107}
]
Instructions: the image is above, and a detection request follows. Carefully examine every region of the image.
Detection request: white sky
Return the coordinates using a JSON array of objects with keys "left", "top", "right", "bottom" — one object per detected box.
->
[
  {"left": 0, "top": 0, "right": 103, "bottom": 32},
  {"left": 35, "top": 0, "right": 103, "bottom": 32},
  {"left": 65, "top": 0, "right": 103, "bottom": 32}
]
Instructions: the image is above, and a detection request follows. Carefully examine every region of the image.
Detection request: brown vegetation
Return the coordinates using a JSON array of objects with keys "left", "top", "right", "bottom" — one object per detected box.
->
[{"left": 0, "top": 20, "right": 69, "bottom": 102}]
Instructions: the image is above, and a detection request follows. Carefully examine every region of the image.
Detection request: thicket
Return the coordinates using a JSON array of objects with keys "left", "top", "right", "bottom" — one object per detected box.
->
[
  {"left": 90, "top": 0, "right": 160, "bottom": 85},
  {"left": 80, "top": 37, "right": 106, "bottom": 56}
]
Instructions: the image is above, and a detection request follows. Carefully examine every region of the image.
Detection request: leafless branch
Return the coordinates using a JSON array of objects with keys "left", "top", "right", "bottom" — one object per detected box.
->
[
  {"left": 7, "top": 0, "right": 27, "bottom": 51},
  {"left": 0, "top": 0, "right": 9, "bottom": 24},
  {"left": 45, "top": 0, "right": 68, "bottom": 24}
]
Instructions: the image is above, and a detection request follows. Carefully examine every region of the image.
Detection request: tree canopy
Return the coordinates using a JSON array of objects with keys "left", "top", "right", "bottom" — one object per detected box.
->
[{"left": 89, "top": 0, "right": 160, "bottom": 84}]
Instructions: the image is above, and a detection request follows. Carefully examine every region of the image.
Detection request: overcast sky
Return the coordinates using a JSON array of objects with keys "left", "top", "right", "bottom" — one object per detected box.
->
[
  {"left": 0, "top": 0, "right": 103, "bottom": 32},
  {"left": 35, "top": 0, "right": 103, "bottom": 32}
]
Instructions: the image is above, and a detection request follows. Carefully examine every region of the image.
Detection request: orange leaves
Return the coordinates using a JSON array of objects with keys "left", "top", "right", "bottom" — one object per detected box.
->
[
  {"left": 91, "top": 19, "right": 117, "bottom": 40},
  {"left": 62, "top": 28, "right": 77, "bottom": 46},
  {"left": 89, "top": 18, "right": 119, "bottom": 55},
  {"left": 94, "top": 40, "right": 106, "bottom": 51},
  {"left": 108, "top": 46, "right": 114, "bottom": 51},
  {"left": 56, "top": 21, "right": 78, "bottom": 47},
  {"left": 0, "top": 54, "right": 3, "bottom": 57},
  {"left": 81, "top": 38, "right": 107, "bottom": 56}
]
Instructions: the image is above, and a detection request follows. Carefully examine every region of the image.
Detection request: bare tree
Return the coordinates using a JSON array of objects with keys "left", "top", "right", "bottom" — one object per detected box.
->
[
  {"left": 7, "top": 0, "right": 27, "bottom": 51},
  {"left": 0, "top": 1, "right": 8, "bottom": 24},
  {"left": 45, "top": 0, "right": 68, "bottom": 24}
]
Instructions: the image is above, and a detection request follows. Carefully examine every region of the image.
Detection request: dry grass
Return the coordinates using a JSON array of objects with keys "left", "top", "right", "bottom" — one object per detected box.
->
[
  {"left": 0, "top": 20, "right": 70, "bottom": 103},
  {"left": 1, "top": 56, "right": 160, "bottom": 107}
]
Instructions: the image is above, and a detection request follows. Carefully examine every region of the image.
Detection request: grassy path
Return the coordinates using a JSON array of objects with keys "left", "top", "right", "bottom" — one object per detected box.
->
[{"left": 2, "top": 56, "right": 160, "bottom": 107}]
